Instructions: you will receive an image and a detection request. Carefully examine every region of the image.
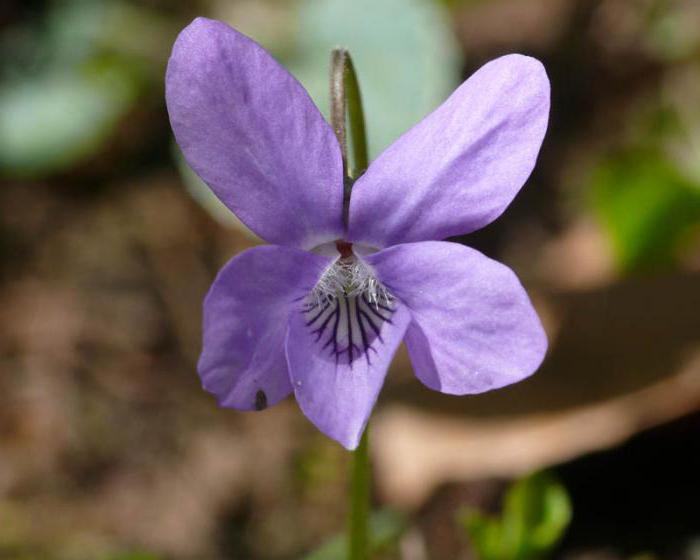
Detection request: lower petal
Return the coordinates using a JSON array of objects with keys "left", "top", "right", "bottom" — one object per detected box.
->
[
  {"left": 365, "top": 241, "right": 547, "bottom": 395},
  {"left": 198, "top": 245, "right": 330, "bottom": 411},
  {"left": 285, "top": 292, "right": 410, "bottom": 449}
]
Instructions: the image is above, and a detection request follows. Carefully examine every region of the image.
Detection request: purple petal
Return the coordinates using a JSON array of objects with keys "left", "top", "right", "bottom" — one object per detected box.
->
[
  {"left": 347, "top": 54, "right": 550, "bottom": 247},
  {"left": 365, "top": 241, "right": 547, "bottom": 394},
  {"left": 285, "top": 295, "right": 410, "bottom": 449},
  {"left": 198, "top": 245, "right": 330, "bottom": 411},
  {"left": 166, "top": 18, "right": 344, "bottom": 249}
]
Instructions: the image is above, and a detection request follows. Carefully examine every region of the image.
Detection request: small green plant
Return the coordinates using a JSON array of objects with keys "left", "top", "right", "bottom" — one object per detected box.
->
[
  {"left": 303, "top": 509, "right": 406, "bottom": 560},
  {"left": 459, "top": 472, "right": 572, "bottom": 560},
  {"left": 107, "top": 552, "right": 161, "bottom": 560}
]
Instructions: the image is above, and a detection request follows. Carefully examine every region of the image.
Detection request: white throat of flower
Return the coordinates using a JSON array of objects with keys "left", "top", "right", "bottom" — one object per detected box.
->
[
  {"left": 303, "top": 244, "right": 395, "bottom": 366},
  {"left": 310, "top": 255, "right": 393, "bottom": 308}
]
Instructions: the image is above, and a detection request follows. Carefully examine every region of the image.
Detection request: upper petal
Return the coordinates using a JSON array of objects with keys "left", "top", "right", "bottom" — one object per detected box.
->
[
  {"left": 166, "top": 18, "right": 344, "bottom": 249},
  {"left": 285, "top": 290, "right": 410, "bottom": 449},
  {"left": 347, "top": 54, "right": 550, "bottom": 247},
  {"left": 365, "top": 241, "right": 547, "bottom": 394},
  {"left": 198, "top": 245, "right": 330, "bottom": 411}
]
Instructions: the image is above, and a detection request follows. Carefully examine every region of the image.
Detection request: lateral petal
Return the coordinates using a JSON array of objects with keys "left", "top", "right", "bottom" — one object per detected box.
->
[
  {"left": 198, "top": 245, "right": 330, "bottom": 411},
  {"left": 365, "top": 241, "right": 547, "bottom": 394}
]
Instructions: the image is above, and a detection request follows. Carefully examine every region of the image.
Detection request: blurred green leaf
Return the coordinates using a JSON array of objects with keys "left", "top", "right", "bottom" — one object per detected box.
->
[
  {"left": 460, "top": 472, "right": 572, "bottom": 560},
  {"left": 462, "top": 511, "right": 503, "bottom": 560},
  {"left": 590, "top": 149, "right": 700, "bottom": 272},
  {"left": 436, "top": 0, "right": 489, "bottom": 6},
  {"left": 45, "top": 0, "right": 113, "bottom": 65},
  {"left": 46, "top": 0, "right": 175, "bottom": 66},
  {"left": 643, "top": 1, "right": 700, "bottom": 61},
  {"left": 502, "top": 472, "right": 572, "bottom": 559},
  {"left": 107, "top": 553, "right": 160, "bottom": 560},
  {"left": 303, "top": 509, "right": 406, "bottom": 560},
  {"left": 0, "top": 0, "right": 171, "bottom": 178},
  {"left": 0, "top": 60, "right": 138, "bottom": 178},
  {"left": 285, "top": 0, "right": 461, "bottom": 158}
]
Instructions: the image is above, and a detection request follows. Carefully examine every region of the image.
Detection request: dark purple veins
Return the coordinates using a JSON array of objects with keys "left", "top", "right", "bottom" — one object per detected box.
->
[{"left": 303, "top": 293, "right": 395, "bottom": 367}]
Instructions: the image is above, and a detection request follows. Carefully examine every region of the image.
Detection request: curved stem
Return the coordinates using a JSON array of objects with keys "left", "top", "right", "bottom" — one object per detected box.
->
[
  {"left": 344, "top": 55, "right": 369, "bottom": 178},
  {"left": 330, "top": 49, "right": 349, "bottom": 171},
  {"left": 330, "top": 48, "right": 371, "bottom": 560},
  {"left": 330, "top": 48, "right": 369, "bottom": 227}
]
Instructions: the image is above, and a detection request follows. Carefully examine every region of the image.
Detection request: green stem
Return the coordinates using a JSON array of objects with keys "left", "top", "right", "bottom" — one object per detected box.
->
[
  {"left": 349, "top": 427, "right": 370, "bottom": 560},
  {"left": 343, "top": 55, "right": 369, "bottom": 178},
  {"left": 329, "top": 48, "right": 371, "bottom": 560},
  {"left": 330, "top": 48, "right": 369, "bottom": 226}
]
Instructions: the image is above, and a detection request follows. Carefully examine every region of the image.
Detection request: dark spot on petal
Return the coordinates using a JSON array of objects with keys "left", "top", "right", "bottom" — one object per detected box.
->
[{"left": 254, "top": 389, "right": 267, "bottom": 411}]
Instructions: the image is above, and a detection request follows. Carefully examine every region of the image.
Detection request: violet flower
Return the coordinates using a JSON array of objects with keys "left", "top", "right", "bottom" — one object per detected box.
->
[{"left": 166, "top": 18, "right": 550, "bottom": 449}]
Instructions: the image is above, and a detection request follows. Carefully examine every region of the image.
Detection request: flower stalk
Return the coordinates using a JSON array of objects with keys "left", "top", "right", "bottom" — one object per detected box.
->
[
  {"left": 330, "top": 48, "right": 368, "bottom": 225},
  {"left": 330, "top": 47, "right": 371, "bottom": 560},
  {"left": 349, "top": 427, "right": 371, "bottom": 560}
]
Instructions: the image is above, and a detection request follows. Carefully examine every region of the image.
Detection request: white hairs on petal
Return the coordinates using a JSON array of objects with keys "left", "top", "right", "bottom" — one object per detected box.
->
[{"left": 310, "top": 256, "right": 393, "bottom": 308}]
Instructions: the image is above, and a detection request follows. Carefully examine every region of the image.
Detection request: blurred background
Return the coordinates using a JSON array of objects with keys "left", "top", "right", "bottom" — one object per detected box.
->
[{"left": 1, "top": 0, "right": 699, "bottom": 558}]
